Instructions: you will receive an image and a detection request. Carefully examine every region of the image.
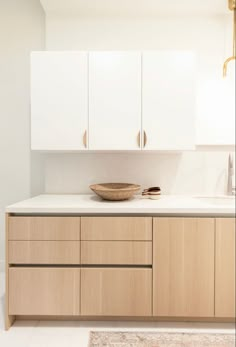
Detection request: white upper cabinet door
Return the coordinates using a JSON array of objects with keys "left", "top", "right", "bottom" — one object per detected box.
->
[
  {"left": 89, "top": 52, "right": 141, "bottom": 150},
  {"left": 196, "top": 76, "right": 235, "bottom": 146},
  {"left": 31, "top": 52, "right": 88, "bottom": 150},
  {"left": 142, "top": 51, "right": 196, "bottom": 150}
]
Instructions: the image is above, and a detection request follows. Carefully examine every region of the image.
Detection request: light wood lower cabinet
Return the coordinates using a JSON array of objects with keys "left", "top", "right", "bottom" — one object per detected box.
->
[
  {"left": 81, "top": 268, "right": 152, "bottom": 316},
  {"left": 6, "top": 214, "right": 236, "bottom": 330},
  {"left": 153, "top": 218, "right": 215, "bottom": 317},
  {"left": 215, "top": 218, "right": 235, "bottom": 318},
  {"left": 9, "top": 268, "right": 80, "bottom": 316}
]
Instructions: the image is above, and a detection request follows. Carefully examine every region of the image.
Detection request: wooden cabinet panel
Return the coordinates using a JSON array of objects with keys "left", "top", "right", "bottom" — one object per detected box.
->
[
  {"left": 81, "top": 217, "right": 152, "bottom": 241},
  {"left": 31, "top": 52, "right": 88, "bottom": 150},
  {"left": 81, "top": 268, "right": 152, "bottom": 316},
  {"left": 81, "top": 241, "right": 152, "bottom": 265},
  {"left": 9, "top": 216, "right": 80, "bottom": 241},
  {"left": 215, "top": 218, "right": 235, "bottom": 318},
  {"left": 153, "top": 218, "right": 215, "bottom": 317},
  {"left": 142, "top": 51, "right": 196, "bottom": 150},
  {"left": 9, "top": 268, "right": 80, "bottom": 315},
  {"left": 89, "top": 51, "right": 141, "bottom": 150},
  {"left": 9, "top": 241, "right": 80, "bottom": 264}
]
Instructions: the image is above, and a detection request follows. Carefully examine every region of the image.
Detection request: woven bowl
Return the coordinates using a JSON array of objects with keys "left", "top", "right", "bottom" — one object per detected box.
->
[{"left": 90, "top": 183, "right": 141, "bottom": 201}]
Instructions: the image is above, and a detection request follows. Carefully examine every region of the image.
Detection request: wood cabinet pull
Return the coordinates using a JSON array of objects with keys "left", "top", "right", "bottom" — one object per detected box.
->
[
  {"left": 83, "top": 130, "right": 87, "bottom": 148},
  {"left": 137, "top": 131, "right": 141, "bottom": 148},
  {"left": 143, "top": 131, "right": 147, "bottom": 148}
]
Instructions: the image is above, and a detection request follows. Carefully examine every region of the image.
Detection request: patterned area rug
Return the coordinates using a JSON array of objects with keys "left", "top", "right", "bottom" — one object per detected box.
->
[{"left": 89, "top": 331, "right": 235, "bottom": 347}]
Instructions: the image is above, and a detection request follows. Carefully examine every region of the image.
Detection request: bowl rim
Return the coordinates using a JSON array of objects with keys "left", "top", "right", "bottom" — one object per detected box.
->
[{"left": 90, "top": 183, "right": 141, "bottom": 192}]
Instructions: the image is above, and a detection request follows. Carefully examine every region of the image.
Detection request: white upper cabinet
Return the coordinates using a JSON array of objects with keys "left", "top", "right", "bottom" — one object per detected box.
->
[
  {"left": 89, "top": 52, "right": 141, "bottom": 150},
  {"left": 31, "top": 52, "right": 88, "bottom": 150},
  {"left": 142, "top": 51, "right": 196, "bottom": 150},
  {"left": 31, "top": 50, "right": 197, "bottom": 151},
  {"left": 196, "top": 76, "right": 235, "bottom": 146}
]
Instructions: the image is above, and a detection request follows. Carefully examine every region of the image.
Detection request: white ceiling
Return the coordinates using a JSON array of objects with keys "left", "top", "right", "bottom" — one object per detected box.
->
[{"left": 40, "top": 0, "right": 229, "bottom": 17}]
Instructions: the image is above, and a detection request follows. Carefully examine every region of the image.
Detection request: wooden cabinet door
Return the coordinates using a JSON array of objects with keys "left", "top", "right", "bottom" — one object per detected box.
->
[
  {"left": 142, "top": 51, "right": 196, "bottom": 150},
  {"left": 31, "top": 52, "right": 88, "bottom": 150},
  {"left": 215, "top": 218, "right": 235, "bottom": 318},
  {"left": 81, "top": 268, "right": 152, "bottom": 316},
  {"left": 9, "top": 268, "right": 80, "bottom": 315},
  {"left": 153, "top": 218, "right": 214, "bottom": 317},
  {"left": 89, "top": 51, "right": 141, "bottom": 150}
]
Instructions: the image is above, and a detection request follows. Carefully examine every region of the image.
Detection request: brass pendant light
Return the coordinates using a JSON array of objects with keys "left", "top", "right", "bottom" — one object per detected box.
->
[{"left": 223, "top": 0, "right": 236, "bottom": 77}]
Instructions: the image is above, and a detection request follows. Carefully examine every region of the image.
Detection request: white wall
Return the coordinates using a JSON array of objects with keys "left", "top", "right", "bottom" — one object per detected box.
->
[
  {"left": 43, "top": 14, "right": 235, "bottom": 195},
  {"left": 0, "top": 0, "right": 45, "bottom": 267},
  {"left": 0, "top": 6, "right": 235, "bottom": 266}
]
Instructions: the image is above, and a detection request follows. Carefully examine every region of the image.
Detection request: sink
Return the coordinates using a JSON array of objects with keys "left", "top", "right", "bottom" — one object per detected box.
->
[{"left": 195, "top": 196, "right": 235, "bottom": 206}]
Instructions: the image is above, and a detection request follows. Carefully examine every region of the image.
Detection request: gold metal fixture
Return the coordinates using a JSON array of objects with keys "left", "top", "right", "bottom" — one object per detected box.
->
[
  {"left": 83, "top": 130, "right": 87, "bottom": 148},
  {"left": 143, "top": 131, "right": 147, "bottom": 148},
  {"left": 223, "top": 0, "right": 236, "bottom": 77},
  {"left": 229, "top": 0, "right": 236, "bottom": 10},
  {"left": 137, "top": 131, "right": 141, "bottom": 148}
]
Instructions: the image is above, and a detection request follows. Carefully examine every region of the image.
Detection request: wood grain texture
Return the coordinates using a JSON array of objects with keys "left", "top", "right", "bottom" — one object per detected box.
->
[
  {"left": 5, "top": 213, "right": 15, "bottom": 330},
  {"left": 9, "top": 216, "right": 80, "bottom": 240},
  {"left": 9, "top": 241, "right": 80, "bottom": 264},
  {"left": 81, "top": 241, "right": 152, "bottom": 265},
  {"left": 153, "top": 217, "right": 215, "bottom": 317},
  {"left": 81, "top": 217, "right": 152, "bottom": 241},
  {"left": 81, "top": 268, "right": 152, "bottom": 316},
  {"left": 215, "top": 218, "right": 235, "bottom": 318},
  {"left": 89, "top": 183, "right": 140, "bottom": 201},
  {"left": 9, "top": 268, "right": 80, "bottom": 316}
]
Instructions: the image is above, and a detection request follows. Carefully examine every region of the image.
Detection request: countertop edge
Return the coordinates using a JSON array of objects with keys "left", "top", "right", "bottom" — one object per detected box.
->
[{"left": 5, "top": 207, "right": 235, "bottom": 217}]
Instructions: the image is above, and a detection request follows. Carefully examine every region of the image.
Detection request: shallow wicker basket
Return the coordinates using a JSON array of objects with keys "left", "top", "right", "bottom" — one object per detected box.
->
[{"left": 90, "top": 183, "right": 141, "bottom": 201}]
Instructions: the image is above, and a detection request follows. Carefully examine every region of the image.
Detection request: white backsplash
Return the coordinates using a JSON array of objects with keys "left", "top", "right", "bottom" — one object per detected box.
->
[{"left": 44, "top": 151, "right": 235, "bottom": 196}]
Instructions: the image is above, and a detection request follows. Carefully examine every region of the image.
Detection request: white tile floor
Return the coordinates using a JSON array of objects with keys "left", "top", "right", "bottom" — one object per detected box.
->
[{"left": 0, "top": 272, "right": 235, "bottom": 347}]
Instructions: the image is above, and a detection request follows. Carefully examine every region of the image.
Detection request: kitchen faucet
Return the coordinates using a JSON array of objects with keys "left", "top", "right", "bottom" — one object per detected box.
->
[{"left": 227, "top": 153, "right": 236, "bottom": 195}]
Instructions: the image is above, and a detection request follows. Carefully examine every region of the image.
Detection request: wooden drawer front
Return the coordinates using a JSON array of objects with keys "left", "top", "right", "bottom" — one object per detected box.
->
[
  {"left": 81, "top": 217, "right": 152, "bottom": 241},
  {"left": 81, "top": 268, "right": 152, "bottom": 316},
  {"left": 9, "top": 268, "right": 80, "bottom": 315},
  {"left": 9, "top": 241, "right": 80, "bottom": 264},
  {"left": 81, "top": 241, "right": 152, "bottom": 265},
  {"left": 8, "top": 216, "right": 80, "bottom": 240},
  {"left": 215, "top": 218, "right": 235, "bottom": 318}
]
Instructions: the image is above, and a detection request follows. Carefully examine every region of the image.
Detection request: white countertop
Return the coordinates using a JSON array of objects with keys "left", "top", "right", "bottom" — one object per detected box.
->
[{"left": 5, "top": 194, "right": 236, "bottom": 216}]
